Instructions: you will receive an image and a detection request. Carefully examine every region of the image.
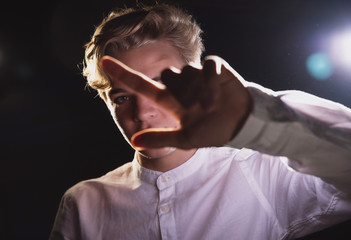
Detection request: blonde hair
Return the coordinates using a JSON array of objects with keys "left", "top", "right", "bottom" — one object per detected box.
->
[{"left": 83, "top": 3, "right": 204, "bottom": 91}]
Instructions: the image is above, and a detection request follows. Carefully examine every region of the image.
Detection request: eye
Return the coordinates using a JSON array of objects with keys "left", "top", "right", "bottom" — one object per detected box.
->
[{"left": 114, "top": 95, "right": 131, "bottom": 105}]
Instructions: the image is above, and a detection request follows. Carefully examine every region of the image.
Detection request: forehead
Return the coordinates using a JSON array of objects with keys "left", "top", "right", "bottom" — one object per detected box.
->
[
  {"left": 105, "top": 40, "right": 185, "bottom": 97},
  {"left": 112, "top": 40, "right": 185, "bottom": 78}
]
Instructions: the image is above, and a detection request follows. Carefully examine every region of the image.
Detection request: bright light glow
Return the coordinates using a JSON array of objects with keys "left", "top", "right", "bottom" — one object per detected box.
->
[
  {"left": 306, "top": 52, "right": 333, "bottom": 80},
  {"left": 330, "top": 30, "right": 351, "bottom": 69}
]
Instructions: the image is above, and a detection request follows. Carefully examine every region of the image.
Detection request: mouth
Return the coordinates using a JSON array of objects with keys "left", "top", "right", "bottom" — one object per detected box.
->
[{"left": 138, "top": 123, "right": 179, "bottom": 132}]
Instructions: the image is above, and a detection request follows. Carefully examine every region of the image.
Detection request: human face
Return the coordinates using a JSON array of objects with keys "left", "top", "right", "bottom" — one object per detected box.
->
[{"left": 105, "top": 40, "right": 185, "bottom": 159}]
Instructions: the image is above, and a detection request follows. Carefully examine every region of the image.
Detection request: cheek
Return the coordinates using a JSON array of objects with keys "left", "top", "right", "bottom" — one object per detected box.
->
[
  {"left": 160, "top": 109, "right": 180, "bottom": 128},
  {"left": 109, "top": 106, "right": 135, "bottom": 137},
  {"left": 109, "top": 101, "right": 132, "bottom": 122}
]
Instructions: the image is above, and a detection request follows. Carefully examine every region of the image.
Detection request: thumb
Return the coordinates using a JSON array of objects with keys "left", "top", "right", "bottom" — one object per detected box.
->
[{"left": 131, "top": 129, "right": 182, "bottom": 150}]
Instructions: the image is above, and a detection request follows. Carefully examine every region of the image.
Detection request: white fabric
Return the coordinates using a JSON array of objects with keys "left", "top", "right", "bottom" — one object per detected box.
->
[
  {"left": 231, "top": 83, "right": 351, "bottom": 193},
  {"left": 50, "top": 84, "right": 351, "bottom": 240}
]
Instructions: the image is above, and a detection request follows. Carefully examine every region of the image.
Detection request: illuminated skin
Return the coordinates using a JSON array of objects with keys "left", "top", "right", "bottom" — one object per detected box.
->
[
  {"left": 102, "top": 40, "right": 253, "bottom": 172},
  {"left": 105, "top": 41, "right": 197, "bottom": 171}
]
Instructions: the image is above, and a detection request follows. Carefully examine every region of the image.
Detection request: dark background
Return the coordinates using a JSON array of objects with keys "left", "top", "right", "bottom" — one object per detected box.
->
[{"left": 1, "top": 0, "right": 351, "bottom": 239}]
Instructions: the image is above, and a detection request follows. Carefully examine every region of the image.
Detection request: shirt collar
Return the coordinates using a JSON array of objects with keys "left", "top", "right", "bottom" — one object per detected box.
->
[{"left": 132, "top": 148, "right": 208, "bottom": 185}]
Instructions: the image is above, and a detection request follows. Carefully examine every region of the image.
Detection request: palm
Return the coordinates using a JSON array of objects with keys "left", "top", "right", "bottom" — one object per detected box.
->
[{"left": 100, "top": 55, "right": 253, "bottom": 149}]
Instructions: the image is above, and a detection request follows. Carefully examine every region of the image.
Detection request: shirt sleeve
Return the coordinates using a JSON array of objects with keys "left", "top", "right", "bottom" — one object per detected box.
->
[
  {"left": 49, "top": 190, "right": 81, "bottom": 240},
  {"left": 228, "top": 82, "right": 351, "bottom": 194},
  {"left": 238, "top": 150, "right": 351, "bottom": 238}
]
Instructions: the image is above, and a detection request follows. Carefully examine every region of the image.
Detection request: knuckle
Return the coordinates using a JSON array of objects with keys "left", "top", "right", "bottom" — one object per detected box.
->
[
  {"left": 202, "top": 58, "right": 220, "bottom": 76},
  {"left": 203, "top": 58, "right": 217, "bottom": 66},
  {"left": 181, "top": 65, "right": 200, "bottom": 75},
  {"left": 161, "top": 68, "right": 178, "bottom": 79}
]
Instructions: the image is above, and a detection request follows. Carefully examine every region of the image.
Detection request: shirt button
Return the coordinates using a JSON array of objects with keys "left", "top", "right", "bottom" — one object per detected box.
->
[
  {"left": 160, "top": 205, "right": 170, "bottom": 213},
  {"left": 161, "top": 175, "right": 168, "bottom": 183}
]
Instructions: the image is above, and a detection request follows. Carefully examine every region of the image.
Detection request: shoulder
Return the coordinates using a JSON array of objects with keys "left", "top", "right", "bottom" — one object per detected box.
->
[
  {"left": 64, "top": 161, "right": 135, "bottom": 201},
  {"left": 198, "top": 147, "right": 277, "bottom": 178},
  {"left": 205, "top": 146, "right": 277, "bottom": 169},
  {"left": 207, "top": 146, "right": 305, "bottom": 186}
]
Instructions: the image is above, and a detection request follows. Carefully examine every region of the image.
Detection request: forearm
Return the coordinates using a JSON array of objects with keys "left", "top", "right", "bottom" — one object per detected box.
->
[{"left": 228, "top": 82, "right": 351, "bottom": 193}]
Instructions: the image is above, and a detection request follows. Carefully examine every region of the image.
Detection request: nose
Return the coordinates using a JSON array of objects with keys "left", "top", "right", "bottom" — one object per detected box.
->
[{"left": 134, "top": 94, "right": 158, "bottom": 122}]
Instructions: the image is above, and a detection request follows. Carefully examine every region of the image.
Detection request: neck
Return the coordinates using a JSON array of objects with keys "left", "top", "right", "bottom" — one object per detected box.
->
[{"left": 137, "top": 148, "right": 197, "bottom": 172}]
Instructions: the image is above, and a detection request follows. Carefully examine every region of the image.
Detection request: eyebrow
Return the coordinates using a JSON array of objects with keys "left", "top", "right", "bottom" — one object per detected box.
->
[{"left": 108, "top": 88, "right": 127, "bottom": 98}]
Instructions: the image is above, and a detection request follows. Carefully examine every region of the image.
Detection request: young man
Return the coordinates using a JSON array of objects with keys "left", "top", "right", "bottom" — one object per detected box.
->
[{"left": 50, "top": 3, "right": 351, "bottom": 240}]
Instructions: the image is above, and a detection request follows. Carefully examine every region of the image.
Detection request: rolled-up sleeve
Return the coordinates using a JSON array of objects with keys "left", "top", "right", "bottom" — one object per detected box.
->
[{"left": 228, "top": 82, "right": 351, "bottom": 194}]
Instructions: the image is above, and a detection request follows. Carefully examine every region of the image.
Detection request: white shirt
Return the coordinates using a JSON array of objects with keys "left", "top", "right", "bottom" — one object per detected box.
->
[{"left": 50, "top": 84, "right": 351, "bottom": 240}]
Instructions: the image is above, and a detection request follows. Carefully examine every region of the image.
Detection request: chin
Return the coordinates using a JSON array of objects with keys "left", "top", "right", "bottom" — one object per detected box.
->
[{"left": 137, "top": 147, "right": 176, "bottom": 159}]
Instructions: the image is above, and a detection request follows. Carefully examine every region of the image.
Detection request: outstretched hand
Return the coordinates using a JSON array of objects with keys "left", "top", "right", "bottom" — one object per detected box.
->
[{"left": 100, "top": 55, "right": 253, "bottom": 150}]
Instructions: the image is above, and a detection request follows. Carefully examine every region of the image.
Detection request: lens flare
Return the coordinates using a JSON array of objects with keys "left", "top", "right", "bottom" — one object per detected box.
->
[{"left": 306, "top": 52, "right": 333, "bottom": 80}]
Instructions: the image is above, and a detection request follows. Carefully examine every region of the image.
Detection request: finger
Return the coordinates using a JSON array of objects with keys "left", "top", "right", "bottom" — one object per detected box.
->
[
  {"left": 202, "top": 57, "right": 219, "bottom": 78},
  {"left": 131, "top": 128, "right": 184, "bottom": 149},
  {"left": 203, "top": 55, "right": 223, "bottom": 75},
  {"left": 212, "top": 56, "right": 247, "bottom": 85},
  {"left": 162, "top": 66, "right": 202, "bottom": 108},
  {"left": 203, "top": 55, "right": 247, "bottom": 88},
  {"left": 198, "top": 57, "right": 223, "bottom": 110},
  {"left": 181, "top": 66, "right": 203, "bottom": 107},
  {"left": 100, "top": 55, "right": 165, "bottom": 93},
  {"left": 161, "top": 68, "right": 182, "bottom": 96},
  {"left": 100, "top": 56, "right": 184, "bottom": 116}
]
